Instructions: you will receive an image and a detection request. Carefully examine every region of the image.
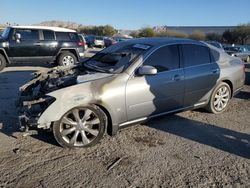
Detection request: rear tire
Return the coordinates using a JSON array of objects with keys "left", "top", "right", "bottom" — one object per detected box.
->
[
  {"left": 57, "top": 52, "right": 77, "bottom": 66},
  {"left": 206, "top": 82, "right": 231, "bottom": 114},
  {"left": 0, "top": 54, "right": 7, "bottom": 71},
  {"left": 53, "top": 105, "right": 107, "bottom": 148}
]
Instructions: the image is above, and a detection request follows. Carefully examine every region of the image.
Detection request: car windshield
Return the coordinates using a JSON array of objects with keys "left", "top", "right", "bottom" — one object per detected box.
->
[
  {"left": 226, "top": 47, "right": 240, "bottom": 52},
  {"left": 96, "top": 36, "right": 103, "bottom": 40},
  {"left": 245, "top": 46, "right": 250, "bottom": 51},
  {"left": 0, "top": 27, "right": 11, "bottom": 39},
  {"left": 84, "top": 43, "right": 151, "bottom": 73}
]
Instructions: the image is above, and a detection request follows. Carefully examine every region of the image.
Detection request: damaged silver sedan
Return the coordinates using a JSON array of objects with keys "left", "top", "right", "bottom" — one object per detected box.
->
[{"left": 17, "top": 38, "right": 245, "bottom": 148}]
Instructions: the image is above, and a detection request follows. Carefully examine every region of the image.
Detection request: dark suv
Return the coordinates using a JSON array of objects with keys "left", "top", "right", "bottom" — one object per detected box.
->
[{"left": 0, "top": 26, "right": 85, "bottom": 71}]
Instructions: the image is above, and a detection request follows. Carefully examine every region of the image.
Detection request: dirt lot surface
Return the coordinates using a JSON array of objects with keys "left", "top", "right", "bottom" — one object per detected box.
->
[{"left": 0, "top": 51, "right": 250, "bottom": 187}]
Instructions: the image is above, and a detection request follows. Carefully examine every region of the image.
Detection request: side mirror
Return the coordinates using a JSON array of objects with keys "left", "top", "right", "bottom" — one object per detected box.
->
[{"left": 138, "top": 65, "right": 157, "bottom": 76}]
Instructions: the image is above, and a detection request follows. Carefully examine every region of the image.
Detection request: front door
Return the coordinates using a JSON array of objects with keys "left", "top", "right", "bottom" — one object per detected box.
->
[
  {"left": 8, "top": 28, "right": 40, "bottom": 62},
  {"left": 125, "top": 45, "right": 185, "bottom": 121}
]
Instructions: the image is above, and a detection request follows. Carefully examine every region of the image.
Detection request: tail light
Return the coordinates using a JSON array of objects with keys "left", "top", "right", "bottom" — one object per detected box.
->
[{"left": 78, "top": 41, "right": 85, "bottom": 46}]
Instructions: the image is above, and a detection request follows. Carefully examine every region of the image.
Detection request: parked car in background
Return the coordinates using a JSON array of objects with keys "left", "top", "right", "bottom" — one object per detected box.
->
[
  {"left": 243, "top": 45, "right": 250, "bottom": 51},
  {"left": 17, "top": 38, "right": 245, "bottom": 148},
  {"left": 0, "top": 26, "right": 85, "bottom": 71},
  {"left": 114, "top": 37, "right": 131, "bottom": 42},
  {"left": 78, "top": 34, "right": 88, "bottom": 51},
  {"left": 104, "top": 37, "right": 117, "bottom": 47},
  {"left": 224, "top": 46, "right": 250, "bottom": 62},
  {"left": 85, "top": 35, "right": 105, "bottom": 48},
  {"left": 206, "top": 41, "right": 224, "bottom": 51},
  {"left": 94, "top": 36, "right": 105, "bottom": 48}
]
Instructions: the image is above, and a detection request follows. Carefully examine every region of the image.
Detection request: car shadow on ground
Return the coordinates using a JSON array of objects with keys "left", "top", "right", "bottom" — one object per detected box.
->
[
  {"left": 8, "top": 62, "right": 54, "bottom": 68},
  {"left": 29, "top": 113, "right": 250, "bottom": 158},
  {"left": 235, "top": 90, "right": 250, "bottom": 100},
  {"left": 146, "top": 115, "right": 250, "bottom": 159}
]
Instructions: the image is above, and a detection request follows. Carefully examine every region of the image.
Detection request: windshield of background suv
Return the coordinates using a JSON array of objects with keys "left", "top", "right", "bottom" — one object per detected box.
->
[
  {"left": 0, "top": 27, "right": 11, "bottom": 39},
  {"left": 225, "top": 47, "right": 240, "bottom": 52},
  {"left": 84, "top": 43, "right": 151, "bottom": 73},
  {"left": 95, "top": 36, "right": 103, "bottom": 40}
]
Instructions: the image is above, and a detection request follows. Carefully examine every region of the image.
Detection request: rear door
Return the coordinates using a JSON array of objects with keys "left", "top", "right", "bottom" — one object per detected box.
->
[
  {"left": 181, "top": 44, "right": 220, "bottom": 107},
  {"left": 126, "top": 44, "right": 185, "bottom": 120},
  {"left": 38, "top": 30, "right": 58, "bottom": 61},
  {"left": 8, "top": 29, "right": 40, "bottom": 62}
]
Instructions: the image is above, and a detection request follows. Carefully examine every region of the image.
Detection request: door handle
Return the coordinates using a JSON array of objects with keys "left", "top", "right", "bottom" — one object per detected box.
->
[
  {"left": 34, "top": 42, "right": 42, "bottom": 46},
  {"left": 172, "top": 75, "right": 181, "bottom": 81}
]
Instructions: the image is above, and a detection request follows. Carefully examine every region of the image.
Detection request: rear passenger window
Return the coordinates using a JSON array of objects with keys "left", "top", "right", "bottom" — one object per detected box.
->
[
  {"left": 143, "top": 45, "right": 180, "bottom": 72},
  {"left": 182, "top": 44, "right": 210, "bottom": 67},
  {"left": 56, "top": 32, "right": 78, "bottom": 41},
  {"left": 56, "top": 32, "right": 70, "bottom": 40},
  {"left": 43, "top": 30, "right": 55, "bottom": 40},
  {"left": 69, "top": 33, "right": 78, "bottom": 41}
]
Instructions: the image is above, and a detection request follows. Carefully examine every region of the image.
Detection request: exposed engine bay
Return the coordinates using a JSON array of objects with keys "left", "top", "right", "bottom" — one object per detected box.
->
[{"left": 16, "top": 65, "right": 85, "bottom": 131}]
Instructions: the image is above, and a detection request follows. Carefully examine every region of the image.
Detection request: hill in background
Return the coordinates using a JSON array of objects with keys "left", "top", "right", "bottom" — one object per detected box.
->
[{"left": 36, "top": 20, "right": 83, "bottom": 30}]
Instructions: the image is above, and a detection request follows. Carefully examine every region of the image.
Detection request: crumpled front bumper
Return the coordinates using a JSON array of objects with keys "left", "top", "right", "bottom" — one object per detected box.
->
[{"left": 16, "top": 96, "right": 56, "bottom": 131}]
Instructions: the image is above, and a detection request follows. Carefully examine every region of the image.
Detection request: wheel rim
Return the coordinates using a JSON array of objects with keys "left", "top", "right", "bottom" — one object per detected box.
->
[
  {"left": 62, "top": 55, "right": 74, "bottom": 66},
  {"left": 0, "top": 59, "right": 2, "bottom": 66},
  {"left": 213, "top": 86, "right": 230, "bottom": 112},
  {"left": 59, "top": 108, "right": 101, "bottom": 147}
]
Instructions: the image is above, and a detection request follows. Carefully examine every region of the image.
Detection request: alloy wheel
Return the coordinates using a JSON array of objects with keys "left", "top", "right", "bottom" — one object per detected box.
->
[
  {"left": 62, "top": 55, "right": 75, "bottom": 66},
  {"left": 59, "top": 108, "right": 101, "bottom": 147},
  {"left": 213, "top": 86, "right": 230, "bottom": 112}
]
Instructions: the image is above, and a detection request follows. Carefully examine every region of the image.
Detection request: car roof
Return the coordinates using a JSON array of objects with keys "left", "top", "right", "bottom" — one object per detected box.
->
[
  {"left": 206, "top": 41, "right": 221, "bottom": 44},
  {"left": 10, "top": 26, "right": 76, "bottom": 32}
]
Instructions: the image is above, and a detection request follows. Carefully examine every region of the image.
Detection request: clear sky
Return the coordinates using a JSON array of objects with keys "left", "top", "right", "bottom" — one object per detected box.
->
[{"left": 1, "top": 0, "right": 249, "bottom": 29}]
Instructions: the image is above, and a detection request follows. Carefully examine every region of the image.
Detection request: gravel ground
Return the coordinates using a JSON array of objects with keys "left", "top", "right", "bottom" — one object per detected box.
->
[{"left": 0, "top": 51, "right": 250, "bottom": 187}]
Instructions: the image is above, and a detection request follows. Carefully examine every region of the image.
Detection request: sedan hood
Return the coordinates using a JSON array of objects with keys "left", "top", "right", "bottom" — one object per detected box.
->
[
  {"left": 76, "top": 72, "right": 112, "bottom": 84},
  {"left": 19, "top": 65, "right": 112, "bottom": 99}
]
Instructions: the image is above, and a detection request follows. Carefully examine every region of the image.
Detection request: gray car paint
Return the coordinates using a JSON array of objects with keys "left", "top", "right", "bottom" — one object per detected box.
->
[{"left": 33, "top": 38, "right": 244, "bottom": 134}]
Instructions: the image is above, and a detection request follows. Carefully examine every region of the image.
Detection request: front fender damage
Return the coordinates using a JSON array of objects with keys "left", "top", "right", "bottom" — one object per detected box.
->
[{"left": 16, "top": 65, "right": 83, "bottom": 131}]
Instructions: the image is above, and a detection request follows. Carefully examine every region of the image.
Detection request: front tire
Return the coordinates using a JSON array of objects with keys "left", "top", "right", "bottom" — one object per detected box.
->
[
  {"left": 0, "top": 54, "right": 7, "bottom": 71},
  {"left": 57, "top": 52, "right": 77, "bottom": 66},
  {"left": 53, "top": 105, "right": 107, "bottom": 148},
  {"left": 206, "top": 82, "right": 231, "bottom": 114}
]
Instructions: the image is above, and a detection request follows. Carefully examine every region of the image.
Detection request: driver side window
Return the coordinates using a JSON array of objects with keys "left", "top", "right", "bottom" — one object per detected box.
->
[
  {"left": 12, "top": 29, "right": 39, "bottom": 41},
  {"left": 143, "top": 45, "right": 180, "bottom": 72}
]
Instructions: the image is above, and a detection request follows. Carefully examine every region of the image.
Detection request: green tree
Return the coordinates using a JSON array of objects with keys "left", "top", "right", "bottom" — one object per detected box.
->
[
  {"left": 138, "top": 27, "right": 155, "bottom": 37},
  {"left": 156, "top": 30, "right": 188, "bottom": 38},
  {"left": 222, "top": 29, "right": 236, "bottom": 44},
  {"left": 222, "top": 24, "right": 250, "bottom": 44},
  {"left": 102, "top": 25, "right": 117, "bottom": 36},
  {"left": 130, "top": 31, "right": 139, "bottom": 38},
  {"left": 78, "top": 25, "right": 117, "bottom": 36},
  {"left": 234, "top": 24, "right": 250, "bottom": 44},
  {"left": 189, "top": 30, "right": 206, "bottom": 41},
  {"left": 206, "top": 33, "right": 222, "bottom": 41}
]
